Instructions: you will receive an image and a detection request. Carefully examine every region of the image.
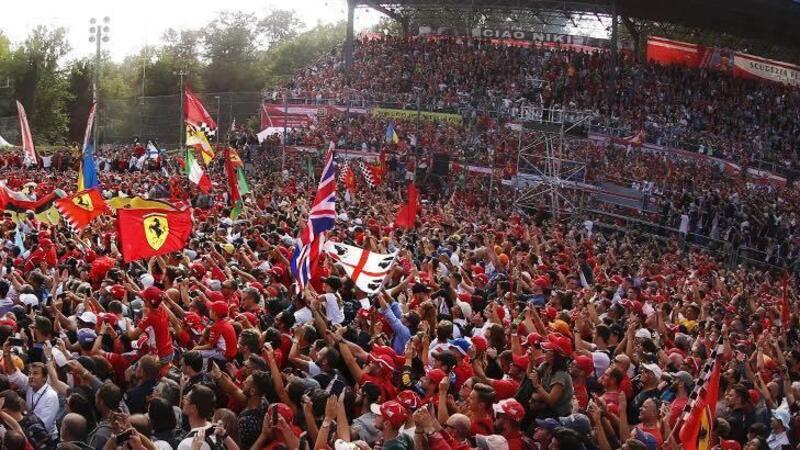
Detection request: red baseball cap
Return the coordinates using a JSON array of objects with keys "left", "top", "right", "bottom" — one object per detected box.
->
[
  {"left": 574, "top": 354, "right": 594, "bottom": 377},
  {"left": 267, "top": 403, "right": 293, "bottom": 424},
  {"left": 370, "top": 401, "right": 409, "bottom": 429},
  {"left": 524, "top": 332, "right": 544, "bottom": 348},
  {"left": 206, "top": 291, "right": 225, "bottom": 303},
  {"left": 109, "top": 284, "right": 126, "bottom": 300},
  {"left": 190, "top": 262, "right": 206, "bottom": 278},
  {"left": 209, "top": 301, "right": 229, "bottom": 318},
  {"left": 493, "top": 398, "right": 526, "bottom": 422},
  {"left": 396, "top": 390, "right": 422, "bottom": 410},
  {"left": 139, "top": 286, "right": 163, "bottom": 307},
  {"left": 511, "top": 353, "right": 530, "bottom": 370},
  {"left": 471, "top": 335, "right": 488, "bottom": 352},
  {"left": 368, "top": 352, "right": 396, "bottom": 372},
  {"left": 425, "top": 368, "right": 446, "bottom": 385},
  {"left": 541, "top": 333, "right": 573, "bottom": 356}
]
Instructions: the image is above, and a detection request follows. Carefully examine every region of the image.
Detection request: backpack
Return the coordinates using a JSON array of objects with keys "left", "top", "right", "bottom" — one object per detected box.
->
[
  {"left": 182, "top": 427, "right": 225, "bottom": 450},
  {"left": 20, "top": 414, "right": 55, "bottom": 450}
]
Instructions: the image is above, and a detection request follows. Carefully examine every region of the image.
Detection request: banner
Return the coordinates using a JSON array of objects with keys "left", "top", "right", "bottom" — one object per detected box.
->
[
  {"left": 647, "top": 36, "right": 700, "bottom": 67},
  {"left": 371, "top": 108, "right": 463, "bottom": 125},
  {"left": 472, "top": 28, "right": 610, "bottom": 48},
  {"left": 733, "top": 52, "right": 800, "bottom": 87}
]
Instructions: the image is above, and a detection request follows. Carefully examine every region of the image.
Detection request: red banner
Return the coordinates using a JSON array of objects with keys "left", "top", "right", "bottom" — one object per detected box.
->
[{"left": 647, "top": 36, "right": 699, "bottom": 67}]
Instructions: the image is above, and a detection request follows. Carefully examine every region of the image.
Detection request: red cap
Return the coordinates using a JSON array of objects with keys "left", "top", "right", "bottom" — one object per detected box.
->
[
  {"left": 534, "top": 276, "right": 550, "bottom": 289},
  {"left": 474, "top": 274, "right": 489, "bottom": 286},
  {"left": 511, "top": 353, "right": 530, "bottom": 370},
  {"left": 472, "top": 265, "right": 485, "bottom": 275},
  {"left": 184, "top": 312, "right": 204, "bottom": 330},
  {"left": 206, "top": 291, "right": 225, "bottom": 303},
  {"left": 621, "top": 300, "right": 643, "bottom": 315},
  {"left": 368, "top": 352, "right": 396, "bottom": 372},
  {"left": 396, "top": 390, "right": 422, "bottom": 410},
  {"left": 470, "top": 335, "right": 488, "bottom": 352},
  {"left": 109, "top": 284, "right": 126, "bottom": 300},
  {"left": 139, "top": 286, "right": 163, "bottom": 307},
  {"left": 524, "top": 332, "right": 543, "bottom": 347},
  {"left": 190, "top": 262, "right": 206, "bottom": 278},
  {"left": 268, "top": 403, "right": 294, "bottom": 424},
  {"left": 542, "top": 306, "right": 558, "bottom": 320},
  {"left": 209, "top": 301, "right": 229, "bottom": 318},
  {"left": 457, "top": 292, "right": 473, "bottom": 304},
  {"left": 237, "top": 312, "right": 258, "bottom": 325},
  {"left": 0, "top": 318, "right": 17, "bottom": 331},
  {"left": 493, "top": 398, "right": 526, "bottom": 422},
  {"left": 720, "top": 441, "right": 742, "bottom": 450},
  {"left": 541, "top": 333, "right": 573, "bottom": 356},
  {"left": 425, "top": 368, "right": 446, "bottom": 385},
  {"left": 97, "top": 313, "right": 118, "bottom": 327},
  {"left": 574, "top": 354, "right": 594, "bottom": 376},
  {"left": 371, "top": 401, "right": 409, "bottom": 429},
  {"left": 248, "top": 281, "right": 264, "bottom": 292},
  {"left": 269, "top": 266, "right": 285, "bottom": 279}
]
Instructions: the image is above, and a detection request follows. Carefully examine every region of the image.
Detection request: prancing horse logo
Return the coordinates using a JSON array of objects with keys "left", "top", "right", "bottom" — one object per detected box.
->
[{"left": 143, "top": 213, "right": 169, "bottom": 250}]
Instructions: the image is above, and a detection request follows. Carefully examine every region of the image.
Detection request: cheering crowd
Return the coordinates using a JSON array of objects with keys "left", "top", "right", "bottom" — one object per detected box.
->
[
  {"left": 276, "top": 36, "right": 800, "bottom": 171},
  {"left": 0, "top": 30, "right": 796, "bottom": 450}
]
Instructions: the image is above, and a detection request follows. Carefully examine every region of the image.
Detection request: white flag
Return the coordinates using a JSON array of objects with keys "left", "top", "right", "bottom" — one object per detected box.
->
[{"left": 323, "top": 241, "right": 397, "bottom": 294}]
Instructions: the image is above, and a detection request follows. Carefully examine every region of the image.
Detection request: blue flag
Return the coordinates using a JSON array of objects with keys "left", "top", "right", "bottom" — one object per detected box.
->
[{"left": 78, "top": 105, "right": 100, "bottom": 191}]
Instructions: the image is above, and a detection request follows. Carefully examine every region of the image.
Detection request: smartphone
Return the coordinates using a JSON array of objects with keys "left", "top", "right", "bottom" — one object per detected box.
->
[
  {"left": 117, "top": 429, "right": 133, "bottom": 443},
  {"left": 272, "top": 406, "right": 279, "bottom": 426},
  {"left": 8, "top": 338, "right": 24, "bottom": 346}
]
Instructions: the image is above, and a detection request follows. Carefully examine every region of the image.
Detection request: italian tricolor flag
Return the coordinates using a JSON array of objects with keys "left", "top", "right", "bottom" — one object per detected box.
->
[{"left": 185, "top": 149, "right": 211, "bottom": 193}]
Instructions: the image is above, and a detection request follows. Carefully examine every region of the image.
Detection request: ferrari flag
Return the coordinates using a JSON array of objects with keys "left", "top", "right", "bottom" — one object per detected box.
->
[
  {"left": 117, "top": 207, "right": 192, "bottom": 263},
  {"left": 323, "top": 241, "right": 397, "bottom": 293},
  {"left": 55, "top": 188, "right": 108, "bottom": 231},
  {"left": 184, "top": 87, "right": 217, "bottom": 164}
]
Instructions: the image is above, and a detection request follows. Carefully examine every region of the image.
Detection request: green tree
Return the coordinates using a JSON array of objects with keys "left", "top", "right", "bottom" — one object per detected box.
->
[
  {"left": 260, "top": 22, "right": 346, "bottom": 88},
  {"left": 258, "top": 9, "right": 304, "bottom": 47},
  {"left": 202, "top": 11, "right": 262, "bottom": 92},
  {"left": 9, "top": 26, "right": 72, "bottom": 145}
]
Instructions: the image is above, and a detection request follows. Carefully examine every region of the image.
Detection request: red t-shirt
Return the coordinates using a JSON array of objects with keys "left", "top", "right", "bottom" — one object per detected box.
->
[
  {"left": 360, "top": 372, "right": 397, "bottom": 401},
  {"left": 208, "top": 319, "right": 238, "bottom": 359},
  {"left": 470, "top": 415, "right": 494, "bottom": 436},
  {"left": 139, "top": 307, "right": 174, "bottom": 358}
]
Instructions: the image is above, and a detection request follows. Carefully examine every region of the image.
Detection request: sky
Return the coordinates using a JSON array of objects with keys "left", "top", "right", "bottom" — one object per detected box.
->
[{"left": 0, "top": 0, "right": 385, "bottom": 61}]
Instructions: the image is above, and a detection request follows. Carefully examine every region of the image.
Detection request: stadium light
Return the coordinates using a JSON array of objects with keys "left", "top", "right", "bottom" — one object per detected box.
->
[{"left": 89, "top": 17, "right": 111, "bottom": 147}]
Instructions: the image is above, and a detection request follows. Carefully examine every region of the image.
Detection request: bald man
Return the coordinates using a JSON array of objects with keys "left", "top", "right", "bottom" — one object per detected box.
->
[
  {"left": 442, "top": 413, "right": 473, "bottom": 449},
  {"left": 60, "top": 413, "right": 88, "bottom": 446}
]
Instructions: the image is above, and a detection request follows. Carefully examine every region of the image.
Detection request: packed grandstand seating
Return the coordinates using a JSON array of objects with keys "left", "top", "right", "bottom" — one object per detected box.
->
[
  {"left": 272, "top": 36, "right": 800, "bottom": 172},
  {"left": 0, "top": 24, "right": 798, "bottom": 450}
]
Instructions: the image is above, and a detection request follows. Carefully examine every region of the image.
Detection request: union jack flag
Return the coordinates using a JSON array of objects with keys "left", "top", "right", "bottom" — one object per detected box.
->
[{"left": 291, "top": 142, "right": 337, "bottom": 289}]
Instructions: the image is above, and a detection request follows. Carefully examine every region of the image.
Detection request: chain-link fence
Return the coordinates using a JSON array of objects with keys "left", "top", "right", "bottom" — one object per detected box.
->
[
  {"left": 101, "top": 91, "right": 263, "bottom": 148},
  {"left": 0, "top": 116, "right": 18, "bottom": 146},
  {"left": 0, "top": 91, "right": 264, "bottom": 150}
]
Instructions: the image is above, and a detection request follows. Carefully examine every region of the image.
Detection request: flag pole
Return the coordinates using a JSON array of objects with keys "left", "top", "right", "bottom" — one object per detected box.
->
[{"left": 177, "top": 70, "right": 186, "bottom": 150}]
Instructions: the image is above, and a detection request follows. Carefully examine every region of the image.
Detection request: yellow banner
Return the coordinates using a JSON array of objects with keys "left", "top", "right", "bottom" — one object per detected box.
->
[{"left": 371, "top": 108, "right": 463, "bottom": 125}]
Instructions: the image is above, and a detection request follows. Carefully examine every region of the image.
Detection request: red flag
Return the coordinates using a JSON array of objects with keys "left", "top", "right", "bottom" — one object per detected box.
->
[
  {"left": 117, "top": 207, "right": 192, "bottom": 263},
  {"left": 679, "top": 356, "right": 721, "bottom": 450},
  {"left": 184, "top": 87, "right": 216, "bottom": 130},
  {"left": 55, "top": 188, "right": 108, "bottom": 231},
  {"left": 15, "top": 101, "right": 37, "bottom": 166},
  {"left": 394, "top": 183, "right": 418, "bottom": 229}
]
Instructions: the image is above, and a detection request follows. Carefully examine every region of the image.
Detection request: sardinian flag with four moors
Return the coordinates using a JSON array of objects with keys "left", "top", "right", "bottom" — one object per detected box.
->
[{"left": 291, "top": 142, "right": 336, "bottom": 289}]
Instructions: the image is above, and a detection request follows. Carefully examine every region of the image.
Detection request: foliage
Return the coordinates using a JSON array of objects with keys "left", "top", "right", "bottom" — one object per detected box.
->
[{"left": 0, "top": 9, "right": 344, "bottom": 143}]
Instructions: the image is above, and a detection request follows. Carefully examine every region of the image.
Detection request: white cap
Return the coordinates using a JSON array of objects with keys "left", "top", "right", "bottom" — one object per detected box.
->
[
  {"left": 641, "top": 363, "right": 663, "bottom": 380},
  {"left": 635, "top": 328, "right": 652, "bottom": 339},
  {"left": 79, "top": 311, "right": 97, "bottom": 324},
  {"left": 139, "top": 273, "right": 154, "bottom": 288},
  {"left": 18, "top": 293, "right": 39, "bottom": 306},
  {"left": 592, "top": 351, "right": 611, "bottom": 379}
]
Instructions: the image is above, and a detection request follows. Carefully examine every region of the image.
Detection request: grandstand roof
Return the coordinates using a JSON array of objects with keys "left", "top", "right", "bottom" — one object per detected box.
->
[{"left": 361, "top": 0, "right": 800, "bottom": 47}]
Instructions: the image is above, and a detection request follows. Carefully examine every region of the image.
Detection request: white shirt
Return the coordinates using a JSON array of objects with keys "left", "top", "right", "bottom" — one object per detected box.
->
[
  {"left": 293, "top": 307, "right": 313, "bottom": 325},
  {"left": 322, "top": 293, "right": 344, "bottom": 325},
  {"left": 177, "top": 424, "right": 223, "bottom": 450},
  {"left": 8, "top": 370, "right": 59, "bottom": 436}
]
